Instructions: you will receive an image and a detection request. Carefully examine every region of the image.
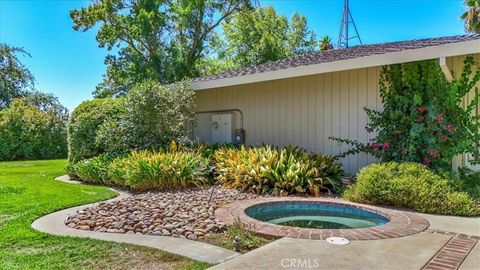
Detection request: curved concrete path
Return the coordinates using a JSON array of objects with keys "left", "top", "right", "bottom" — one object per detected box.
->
[
  {"left": 208, "top": 233, "right": 453, "bottom": 270},
  {"left": 31, "top": 175, "right": 239, "bottom": 265}
]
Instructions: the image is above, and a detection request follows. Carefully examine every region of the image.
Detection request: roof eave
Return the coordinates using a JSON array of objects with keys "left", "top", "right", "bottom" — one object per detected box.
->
[{"left": 191, "top": 39, "right": 480, "bottom": 91}]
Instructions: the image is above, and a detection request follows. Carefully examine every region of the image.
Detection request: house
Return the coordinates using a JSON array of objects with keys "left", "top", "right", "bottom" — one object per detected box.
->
[{"left": 190, "top": 34, "right": 480, "bottom": 173}]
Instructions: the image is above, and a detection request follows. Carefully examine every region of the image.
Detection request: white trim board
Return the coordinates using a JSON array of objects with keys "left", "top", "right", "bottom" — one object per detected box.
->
[{"left": 191, "top": 39, "right": 480, "bottom": 91}]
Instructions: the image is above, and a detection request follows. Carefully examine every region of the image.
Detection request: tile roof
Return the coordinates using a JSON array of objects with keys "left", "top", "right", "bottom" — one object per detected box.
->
[{"left": 193, "top": 34, "right": 480, "bottom": 83}]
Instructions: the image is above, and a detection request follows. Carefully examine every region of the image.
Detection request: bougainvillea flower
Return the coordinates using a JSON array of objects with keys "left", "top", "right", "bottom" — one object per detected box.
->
[
  {"left": 427, "top": 149, "right": 439, "bottom": 158},
  {"left": 418, "top": 106, "right": 427, "bottom": 114},
  {"left": 423, "top": 157, "right": 431, "bottom": 165},
  {"left": 381, "top": 143, "right": 390, "bottom": 150},
  {"left": 438, "top": 113, "right": 444, "bottom": 123},
  {"left": 439, "top": 135, "right": 449, "bottom": 142}
]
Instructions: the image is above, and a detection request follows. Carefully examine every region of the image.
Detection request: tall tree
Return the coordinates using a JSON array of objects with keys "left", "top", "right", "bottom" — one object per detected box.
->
[
  {"left": 23, "top": 91, "right": 69, "bottom": 120},
  {"left": 0, "top": 44, "right": 35, "bottom": 109},
  {"left": 220, "top": 6, "right": 318, "bottom": 69},
  {"left": 462, "top": 0, "right": 480, "bottom": 33},
  {"left": 71, "top": 0, "right": 252, "bottom": 98}
]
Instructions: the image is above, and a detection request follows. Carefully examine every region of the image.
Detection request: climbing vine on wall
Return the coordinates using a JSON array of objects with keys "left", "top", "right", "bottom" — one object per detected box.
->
[{"left": 330, "top": 56, "right": 480, "bottom": 171}]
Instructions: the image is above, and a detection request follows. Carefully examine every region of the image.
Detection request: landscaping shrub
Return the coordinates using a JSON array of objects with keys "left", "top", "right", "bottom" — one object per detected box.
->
[
  {"left": 456, "top": 167, "right": 480, "bottom": 199},
  {"left": 0, "top": 98, "right": 67, "bottom": 160},
  {"left": 95, "top": 80, "right": 196, "bottom": 156},
  {"left": 343, "top": 162, "right": 480, "bottom": 216},
  {"left": 68, "top": 154, "right": 113, "bottom": 184},
  {"left": 194, "top": 143, "right": 239, "bottom": 159},
  {"left": 214, "top": 145, "right": 344, "bottom": 196},
  {"left": 67, "top": 98, "right": 126, "bottom": 163},
  {"left": 69, "top": 147, "right": 210, "bottom": 191},
  {"left": 111, "top": 150, "right": 210, "bottom": 191}
]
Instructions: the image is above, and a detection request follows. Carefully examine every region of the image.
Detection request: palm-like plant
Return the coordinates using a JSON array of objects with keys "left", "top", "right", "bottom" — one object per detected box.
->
[
  {"left": 461, "top": 0, "right": 480, "bottom": 33},
  {"left": 319, "top": 36, "right": 334, "bottom": 51}
]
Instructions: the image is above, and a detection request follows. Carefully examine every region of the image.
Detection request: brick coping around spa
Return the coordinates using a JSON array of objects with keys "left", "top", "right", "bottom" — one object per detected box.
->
[{"left": 215, "top": 197, "right": 430, "bottom": 240}]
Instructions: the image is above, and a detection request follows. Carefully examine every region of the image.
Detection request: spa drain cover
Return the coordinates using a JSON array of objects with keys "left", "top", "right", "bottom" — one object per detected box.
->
[{"left": 326, "top": 237, "right": 350, "bottom": 245}]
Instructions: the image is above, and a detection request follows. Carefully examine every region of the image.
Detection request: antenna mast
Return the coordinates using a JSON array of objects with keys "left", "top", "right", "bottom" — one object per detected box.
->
[{"left": 337, "top": 0, "right": 362, "bottom": 48}]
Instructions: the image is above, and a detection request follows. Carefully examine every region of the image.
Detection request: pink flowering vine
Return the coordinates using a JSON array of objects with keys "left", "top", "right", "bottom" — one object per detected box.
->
[
  {"left": 439, "top": 135, "right": 448, "bottom": 142},
  {"left": 427, "top": 149, "right": 439, "bottom": 158},
  {"left": 438, "top": 113, "right": 444, "bottom": 123},
  {"left": 422, "top": 157, "right": 431, "bottom": 166},
  {"left": 418, "top": 106, "right": 427, "bottom": 114},
  {"left": 381, "top": 143, "right": 390, "bottom": 150}
]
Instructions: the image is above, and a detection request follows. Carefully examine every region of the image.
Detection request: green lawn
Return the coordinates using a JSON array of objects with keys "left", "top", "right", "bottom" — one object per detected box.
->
[{"left": 0, "top": 159, "right": 210, "bottom": 270}]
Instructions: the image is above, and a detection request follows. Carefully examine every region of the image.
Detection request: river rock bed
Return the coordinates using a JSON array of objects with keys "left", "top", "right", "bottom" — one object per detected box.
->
[{"left": 65, "top": 186, "right": 260, "bottom": 240}]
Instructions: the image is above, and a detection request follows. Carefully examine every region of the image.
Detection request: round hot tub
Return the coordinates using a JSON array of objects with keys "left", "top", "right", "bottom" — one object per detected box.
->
[
  {"left": 245, "top": 201, "right": 389, "bottom": 229},
  {"left": 215, "top": 198, "right": 430, "bottom": 240}
]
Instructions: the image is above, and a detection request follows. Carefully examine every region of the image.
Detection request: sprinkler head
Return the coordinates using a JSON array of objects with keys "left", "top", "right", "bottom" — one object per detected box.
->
[{"left": 233, "top": 236, "right": 241, "bottom": 252}]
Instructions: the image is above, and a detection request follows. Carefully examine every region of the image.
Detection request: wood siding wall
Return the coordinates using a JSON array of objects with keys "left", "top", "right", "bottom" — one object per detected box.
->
[
  {"left": 193, "top": 54, "right": 479, "bottom": 173},
  {"left": 450, "top": 54, "right": 480, "bottom": 171}
]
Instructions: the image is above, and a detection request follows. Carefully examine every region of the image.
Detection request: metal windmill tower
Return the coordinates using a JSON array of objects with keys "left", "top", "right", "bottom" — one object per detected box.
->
[{"left": 337, "top": 0, "right": 362, "bottom": 48}]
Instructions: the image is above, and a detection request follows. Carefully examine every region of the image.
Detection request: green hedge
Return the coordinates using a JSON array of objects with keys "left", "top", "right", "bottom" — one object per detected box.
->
[
  {"left": 67, "top": 154, "right": 113, "bottom": 185},
  {"left": 0, "top": 99, "right": 67, "bottom": 160},
  {"left": 67, "top": 98, "right": 125, "bottom": 163},
  {"left": 213, "top": 145, "right": 344, "bottom": 196},
  {"left": 68, "top": 149, "right": 210, "bottom": 191},
  {"left": 343, "top": 162, "right": 480, "bottom": 216},
  {"left": 94, "top": 80, "right": 196, "bottom": 156},
  {"left": 67, "top": 81, "right": 196, "bottom": 163}
]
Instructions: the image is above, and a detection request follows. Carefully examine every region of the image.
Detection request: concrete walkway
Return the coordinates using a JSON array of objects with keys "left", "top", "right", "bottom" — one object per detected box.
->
[
  {"left": 209, "top": 208, "right": 480, "bottom": 270},
  {"left": 209, "top": 233, "right": 452, "bottom": 270},
  {"left": 420, "top": 213, "right": 480, "bottom": 236},
  {"left": 31, "top": 175, "right": 239, "bottom": 265}
]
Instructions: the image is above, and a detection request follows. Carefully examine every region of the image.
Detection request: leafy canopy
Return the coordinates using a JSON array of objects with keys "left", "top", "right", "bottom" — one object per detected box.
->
[
  {"left": 461, "top": 0, "right": 480, "bottom": 33},
  {"left": 0, "top": 44, "right": 35, "bottom": 108},
  {"left": 331, "top": 56, "right": 480, "bottom": 171},
  {"left": 217, "top": 6, "right": 318, "bottom": 69},
  {"left": 0, "top": 98, "right": 68, "bottom": 161},
  {"left": 71, "top": 0, "right": 253, "bottom": 98}
]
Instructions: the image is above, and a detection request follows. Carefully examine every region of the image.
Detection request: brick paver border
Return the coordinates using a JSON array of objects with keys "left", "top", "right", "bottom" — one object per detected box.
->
[
  {"left": 215, "top": 197, "right": 430, "bottom": 240},
  {"left": 423, "top": 236, "right": 477, "bottom": 270}
]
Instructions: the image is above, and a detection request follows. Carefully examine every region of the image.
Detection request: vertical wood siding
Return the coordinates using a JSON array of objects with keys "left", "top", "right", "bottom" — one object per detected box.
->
[
  {"left": 450, "top": 54, "right": 480, "bottom": 171},
  {"left": 194, "top": 53, "right": 479, "bottom": 173}
]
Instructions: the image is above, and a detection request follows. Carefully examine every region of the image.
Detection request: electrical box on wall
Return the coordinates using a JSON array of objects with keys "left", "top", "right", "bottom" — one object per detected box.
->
[
  {"left": 234, "top": 129, "right": 245, "bottom": 145},
  {"left": 211, "top": 113, "right": 235, "bottom": 144}
]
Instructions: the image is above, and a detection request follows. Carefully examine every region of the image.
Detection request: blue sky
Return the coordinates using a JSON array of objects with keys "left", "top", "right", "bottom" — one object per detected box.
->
[{"left": 0, "top": 0, "right": 468, "bottom": 111}]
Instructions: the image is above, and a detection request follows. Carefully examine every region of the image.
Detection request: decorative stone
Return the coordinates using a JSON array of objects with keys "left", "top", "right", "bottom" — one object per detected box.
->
[
  {"left": 65, "top": 186, "right": 261, "bottom": 240},
  {"left": 77, "top": 225, "right": 91, "bottom": 231},
  {"left": 187, "top": 234, "right": 198, "bottom": 241},
  {"left": 163, "top": 224, "right": 175, "bottom": 231},
  {"left": 161, "top": 229, "right": 172, "bottom": 236},
  {"left": 206, "top": 224, "right": 217, "bottom": 232},
  {"left": 113, "top": 221, "right": 126, "bottom": 229}
]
